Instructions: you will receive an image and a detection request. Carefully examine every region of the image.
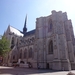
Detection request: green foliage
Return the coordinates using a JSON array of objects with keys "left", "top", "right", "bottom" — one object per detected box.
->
[{"left": 0, "top": 36, "right": 10, "bottom": 57}]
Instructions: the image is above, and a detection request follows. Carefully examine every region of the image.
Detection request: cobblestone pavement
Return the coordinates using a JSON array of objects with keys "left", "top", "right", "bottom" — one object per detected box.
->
[{"left": 0, "top": 66, "right": 75, "bottom": 75}]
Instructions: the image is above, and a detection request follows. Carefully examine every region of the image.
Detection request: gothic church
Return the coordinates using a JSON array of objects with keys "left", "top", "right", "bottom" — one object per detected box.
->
[{"left": 4, "top": 10, "right": 75, "bottom": 70}]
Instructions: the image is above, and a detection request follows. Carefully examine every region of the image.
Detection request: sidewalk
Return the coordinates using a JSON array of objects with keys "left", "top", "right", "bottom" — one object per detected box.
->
[{"left": 0, "top": 66, "right": 75, "bottom": 75}]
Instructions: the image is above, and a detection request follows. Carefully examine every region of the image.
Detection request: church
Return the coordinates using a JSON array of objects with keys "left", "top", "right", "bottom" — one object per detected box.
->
[{"left": 4, "top": 10, "right": 75, "bottom": 70}]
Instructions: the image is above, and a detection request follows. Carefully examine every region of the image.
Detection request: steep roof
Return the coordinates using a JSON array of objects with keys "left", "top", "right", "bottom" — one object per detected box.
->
[
  {"left": 8, "top": 25, "right": 23, "bottom": 36},
  {"left": 24, "top": 29, "right": 35, "bottom": 37},
  {"left": 7, "top": 25, "right": 35, "bottom": 37}
]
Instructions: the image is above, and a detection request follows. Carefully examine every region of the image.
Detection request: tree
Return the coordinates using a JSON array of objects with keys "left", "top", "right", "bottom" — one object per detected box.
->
[{"left": 0, "top": 36, "right": 10, "bottom": 57}]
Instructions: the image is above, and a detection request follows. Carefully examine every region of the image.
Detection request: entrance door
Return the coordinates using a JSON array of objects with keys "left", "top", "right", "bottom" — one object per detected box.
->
[{"left": 46, "top": 63, "right": 49, "bottom": 69}]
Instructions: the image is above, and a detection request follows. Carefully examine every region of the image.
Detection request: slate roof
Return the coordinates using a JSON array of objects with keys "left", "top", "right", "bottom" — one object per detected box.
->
[
  {"left": 24, "top": 29, "right": 35, "bottom": 37},
  {"left": 8, "top": 25, "right": 35, "bottom": 37}
]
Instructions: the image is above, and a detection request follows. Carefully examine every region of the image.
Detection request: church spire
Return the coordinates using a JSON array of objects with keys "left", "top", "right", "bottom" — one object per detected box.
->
[{"left": 23, "top": 15, "right": 27, "bottom": 34}]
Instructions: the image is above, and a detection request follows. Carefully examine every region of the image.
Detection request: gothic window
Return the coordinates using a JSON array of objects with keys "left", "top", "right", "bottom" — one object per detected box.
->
[
  {"left": 32, "top": 52, "right": 34, "bottom": 59},
  {"left": 19, "top": 50, "right": 22, "bottom": 59},
  {"left": 13, "top": 55, "right": 15, "bottom": 59},
  {"left": 48, "top": 40, "right": 53, "bottom": 54},
  {"left": 11, "top": 37, "right": 14, "bottom": 45},
  {"left": 48, "top": 19, "right": 53, "bottom": 32},
  {"left": 16, "top": 39, "right": 18, "bottom": 46},
  {"left": 11, "top": 37, "right": 15, "bottom": 49},
  {"left": 24, "top": 49, "right": 27, "bottom": 58},
  {"left": 29, "top": 48, "right": 32, "bottom": 58}
]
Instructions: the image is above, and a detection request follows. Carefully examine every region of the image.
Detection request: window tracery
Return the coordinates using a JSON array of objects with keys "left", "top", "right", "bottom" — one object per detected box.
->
[
  {"left": 29, "top": 47, "right": 32, "bottom": 58},
  {"left": 24, "top": 49, "right": 27, "bottom": 58},
  {"left": 48, "top": 40, "right": 53, "bottom": 54}
]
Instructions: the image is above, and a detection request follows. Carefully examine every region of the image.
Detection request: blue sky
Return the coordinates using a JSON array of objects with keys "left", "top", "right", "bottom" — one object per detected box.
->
[{"left": 0, "top": 0, "right": 75, "bottom": 35}]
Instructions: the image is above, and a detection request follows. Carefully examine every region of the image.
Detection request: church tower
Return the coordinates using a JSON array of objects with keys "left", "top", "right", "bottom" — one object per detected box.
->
[
  {"left": 23, "top": 15, "right": 27, "bottom": 35},
  {"left": 35, "top": 10, "right": 74, "bottom": 70}
]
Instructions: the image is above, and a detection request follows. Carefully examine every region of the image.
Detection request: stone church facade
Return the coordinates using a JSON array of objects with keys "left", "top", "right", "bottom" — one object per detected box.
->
[{"left": 4, "top": 10, "right": 75, "bottom": 70}]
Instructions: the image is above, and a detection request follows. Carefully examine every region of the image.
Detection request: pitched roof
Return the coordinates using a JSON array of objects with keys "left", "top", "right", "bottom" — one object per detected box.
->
[
  {"left": 8, "top": 25, "right": 35, "bottom": 37},
  {"left": 9, "top": 25, "right": 23, "bottom": 36},
  {"left": 24, "top": 29, "right": 35, "bottom": 37}
]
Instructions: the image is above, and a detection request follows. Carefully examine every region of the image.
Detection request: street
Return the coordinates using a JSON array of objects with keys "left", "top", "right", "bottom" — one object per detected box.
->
[{"left": 0, "top": 66, "right": 75, "bottom": 75}]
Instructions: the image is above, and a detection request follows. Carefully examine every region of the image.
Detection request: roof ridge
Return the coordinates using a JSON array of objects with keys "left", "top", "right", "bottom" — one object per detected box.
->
[
  {"left": 9, "top": 25, "right": 23, "bottom": 36},
  {"left": 9, "top": 25, "right": 22, "bottom": 32}
]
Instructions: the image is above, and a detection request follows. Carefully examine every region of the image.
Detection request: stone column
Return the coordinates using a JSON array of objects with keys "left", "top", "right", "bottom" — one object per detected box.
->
[
  {"left": 52, "top": 33, "right": 71, "bottom": 70},
  {"left": 53, "top": 34, "right": 62, "bottom": 70},
  {"left": 64, "top": 20, "right": 75, "bottom": 70},
  {"left": 59, "top": 34, "right": 71, "bottom": 70}
]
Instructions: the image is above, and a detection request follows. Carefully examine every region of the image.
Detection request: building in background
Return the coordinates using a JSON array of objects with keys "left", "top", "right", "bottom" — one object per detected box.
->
[{"left": 4, "top": 10, "right": 75, "bottom": 70}]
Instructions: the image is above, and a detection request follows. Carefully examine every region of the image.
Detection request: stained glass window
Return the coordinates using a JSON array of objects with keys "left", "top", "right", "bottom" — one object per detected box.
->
[
  {"left": 48, "top": 40, "right": 53, "bottom": 54},
  {"left": 24, "top": 49, "right": 27, "bottom": 58},
  {"left": 19, "top": 49, "right": 22, "bottom": 59},
  {"left": 29, "top": 48, "right": 32, "bottom": 58}
]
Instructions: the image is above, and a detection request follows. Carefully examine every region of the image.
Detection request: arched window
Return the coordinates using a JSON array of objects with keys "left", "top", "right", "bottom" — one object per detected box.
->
[
  {"left": 19, "top": 49, "right": 22, "bottom": 59},
  {"left": 48, "top": 40, "right": 53, "bottom": 54},
  {"left": 11, "top": 37, "right": 15, "bottom": 49},
  {"left": 16, "top": 39, "right": 18, "bottom": 46},
  {"left": 29, "top": 48, "right": 32, "bottom": 58},
  {"left": 13, "top": 55, "right": 15, "bottom": 59},
  {"left": 24, "top": 49, "right": 27, "bottom": 58},
  {"left": 48, "top": 19, "right": 53, "bottom": 32},
  {"left": 12, "top": 51, "right": 17, "bottom": 60},
  {"left": 11, "top": 37, "right": 14, "bottom": 45}
]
